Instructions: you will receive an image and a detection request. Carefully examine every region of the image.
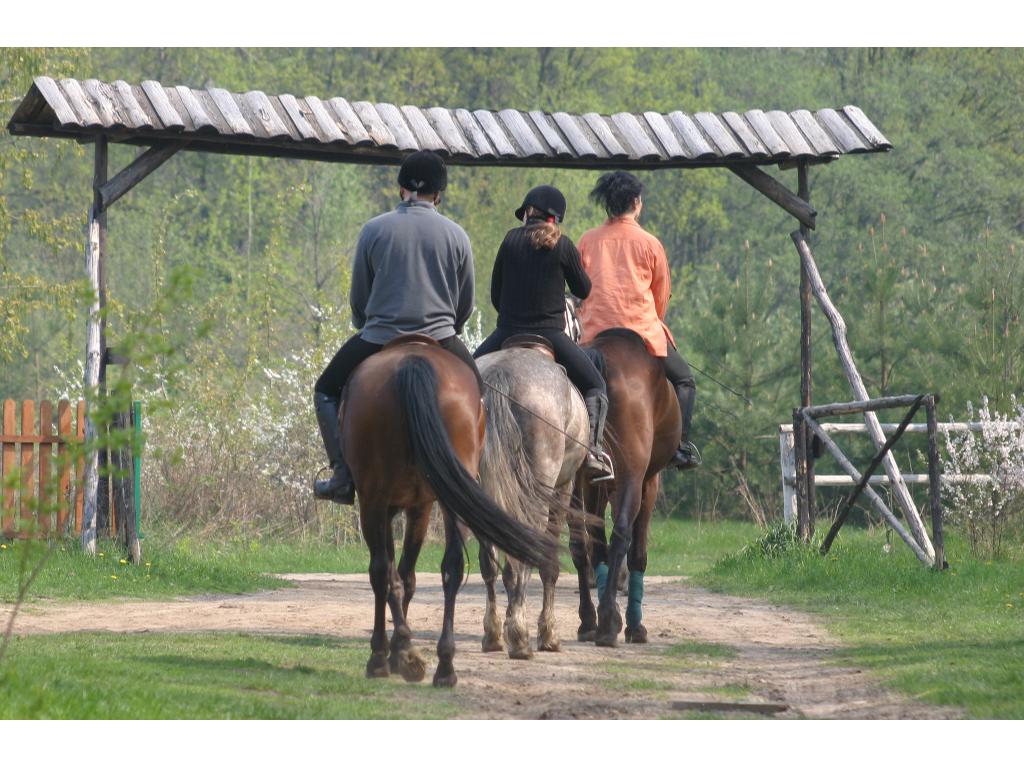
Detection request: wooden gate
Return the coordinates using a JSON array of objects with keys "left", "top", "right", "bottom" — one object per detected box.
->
[{"left": 1, "top": 398, "right": 86, "bottom": 538}]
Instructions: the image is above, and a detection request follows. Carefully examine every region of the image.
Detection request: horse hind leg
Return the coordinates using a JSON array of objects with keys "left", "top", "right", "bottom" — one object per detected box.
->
[
  {"left": 362, "top": 511, "right": 391, "bottom": 678},
  {"left": 433, "top": 510, "right": 464, "bottom": 688},
  {"left": 479, "top": 538, "right": 504, "bottom": 653},
  {"left": 388, "top": 505, "right": 430, "bottom": 682},
  {"left": 537, "top": 493, "right": 569, "bottom": 652},
  {"left": 596, "top": 479, "right": 643, "bottom": 647},
  {"left": 502, "top": 557, "right": 533, "bottom": 660},
  {"left": 570, "top": 479, "right": 600, "bottom": 642},
  {"left": 624, "top": 475, "right": 658, "bottom": 644}
]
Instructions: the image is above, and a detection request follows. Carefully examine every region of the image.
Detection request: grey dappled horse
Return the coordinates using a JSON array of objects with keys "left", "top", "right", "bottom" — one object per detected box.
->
[{"left": 476, "top": 342, "right": 589, "bottom": 658}]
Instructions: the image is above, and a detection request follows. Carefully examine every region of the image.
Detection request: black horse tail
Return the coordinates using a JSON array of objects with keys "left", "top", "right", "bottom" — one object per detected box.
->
[{"left": 395, "top": 356, "right": 556, "bottom": 569}]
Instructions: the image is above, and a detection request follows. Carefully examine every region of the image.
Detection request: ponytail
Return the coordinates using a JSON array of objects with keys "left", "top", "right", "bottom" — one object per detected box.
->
[{"left": 522, "top": 205, "right": 560, "bottom": 249}]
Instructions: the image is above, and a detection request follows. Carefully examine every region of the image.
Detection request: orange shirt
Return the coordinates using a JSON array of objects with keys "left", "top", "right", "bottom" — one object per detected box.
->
[{"left": 577, "top": 217, "right": 676, "bottom": 357}]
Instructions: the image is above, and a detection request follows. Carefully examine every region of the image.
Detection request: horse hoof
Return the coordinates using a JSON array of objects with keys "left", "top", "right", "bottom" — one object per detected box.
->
[
  {"left": 481, "top": 637, "right": 505, "bottom": 653},
  {"left": 507, "top": 645, "right": 534, "bottom": 661},
  {"left": 595, "top": 630, "right": 619, "bottom": 648},
  {"left": 624, "top": 624, "right": 648, "bottom": 644},
  {"left": 537, "top": 638, "right": 561, "bottom": 653},
  {"left": 432, "top": 669, "right": 458, "bottom": 688},
  {"left": 366, "top": 653, "right": 390, "bottom": 678},
  {"left": 577, "top": 625, "right": 597, "bottom": 642},
  {"left": 596, "top": 608, "right": 622, "bottom": 647},
  {"left": 396, "top": 648, "right": 427, "bottom": 683}
]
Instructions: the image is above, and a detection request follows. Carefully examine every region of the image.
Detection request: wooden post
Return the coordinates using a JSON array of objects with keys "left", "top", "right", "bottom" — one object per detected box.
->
[
  {"left": 778, "top": 426, "right": 797, "bottom": 525},
  {"left": 791, "top": 231, "right": 936, "bottom": 565},
  {"left": 19, "top": 400, "right": 34, "bottom": 534},
  {"left": 2, "top": 400, "right": 15, "bottom": 536},
  {"left": 38, "top": 400, "right": 53, "bottom": 534},
  {"left": 797, "top": 162, "right": 815, "bottom": 538},
  {"left": 793, "top": 410, "right": 809, "bottom": 537},
  {"left": 57, "top": 400, "right": 72, "bottom": 534},
  {"left": 926, "top": 395, "right": 946, "bottom": 570},
  {"left": 93, "top": 136, "right": 110, "bottom": 542},
  {"left": 82, "top": 203, "right": 102, "bottom": 553}
]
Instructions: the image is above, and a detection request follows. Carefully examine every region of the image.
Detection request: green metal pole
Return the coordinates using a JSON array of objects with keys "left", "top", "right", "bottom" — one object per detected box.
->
[{"left": 132, "top": 400, "right": 143, "bottom": 539}]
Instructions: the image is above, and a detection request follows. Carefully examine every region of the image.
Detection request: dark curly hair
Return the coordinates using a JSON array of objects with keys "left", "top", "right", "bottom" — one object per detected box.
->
[{"left": 589, "top": 171, "right": 644, "bottom": 218}]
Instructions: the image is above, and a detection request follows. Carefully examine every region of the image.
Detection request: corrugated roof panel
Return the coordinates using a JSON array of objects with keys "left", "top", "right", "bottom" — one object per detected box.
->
[
  {"left": 424, "top": 107, "right": 472, "bottom": 156},
  {"left": 842, "top": 105, "right": 891, "bottom": 149},
  {"left": 351, "top": 102, "right": 397, "bottom": 149},
  {"left": 473, "top": 109, "right": 517, "bottom": 157},
  {"left": 667, "top": 111, "right": 715, "bottom": 159},
  {"left": 304, "top": 96, "right": 346, "bottom": 143},
  {"left": 695, "top": 112, "right": 744, "bottom": 157},
  {"left": 612, "top": 112, "right": 661, "bottom": 160},
  {"left": 498, "top": 109, "right": 546, "bottom": 158},
  {"left": 766, "top": 111, "right": 814, "bottom": 157},
  {"left": 552, "top": 112, "right": 599, "bottom": 158},
  {"left": 744, "top": 110, "right": 789, "bottom": 157},
  {"left": 721, "top": 112, "right": 770, "bottom": 157},
  {"left": 454, "top": 109, "right": 495, "bottom": 158},
  {"left": 816, "top": 108, "right": 869, "bottom": 153},
  {"left": 8, "top": 77, "right": 892, "bottom": 170},
  {"left": 112, "top": 81, "right": 153, "bottom": 130},
  {"left": 402, "top": 106, "right": 446, "bottom": 153},
  {"left": 326, "top": 98, "right": 372, "bottom": 146},
  {"left": 528, "top": 111, "right": 572, "bottom": 157}
]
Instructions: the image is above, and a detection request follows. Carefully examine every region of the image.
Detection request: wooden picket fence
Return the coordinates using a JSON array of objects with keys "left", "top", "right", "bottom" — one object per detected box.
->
[{"left": 1, "top": 398, "right": 86, "bottom": 538}]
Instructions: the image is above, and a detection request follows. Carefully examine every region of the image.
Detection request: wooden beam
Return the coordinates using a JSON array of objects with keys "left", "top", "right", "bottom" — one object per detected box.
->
[
  {"left": 730, "top": 164, "right": 816, "bottom": 229},
  {"left": 804, "top": 394, "right": 927, "bottom": 419},
  {"left": 791, "top": 231, "right": 936, "bottom": 565},
  {"left": 82, "top": 206, "right": 100, "bottom": 554},
  {"left": 802, "top": 412, "right": 931, "bottom": 565},
  {"left": 819, "top": 395, "right": 925, "bottom": 555},
  {"left": 98, "top": 141, "right": 186, "bottom": 211}
]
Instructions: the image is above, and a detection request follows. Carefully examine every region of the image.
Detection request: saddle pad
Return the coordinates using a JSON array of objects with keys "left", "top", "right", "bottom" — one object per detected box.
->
[{"left": 500, "top": 334, "right": 556, "bottom": 360}]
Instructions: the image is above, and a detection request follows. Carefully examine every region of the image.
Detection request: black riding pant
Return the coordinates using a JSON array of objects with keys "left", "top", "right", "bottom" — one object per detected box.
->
[
  {"left": 315, "top": 333, "right": 483, "bottom": 398},
  {"left": 473, "top": 327, "right": 606, "bottom": 398}
]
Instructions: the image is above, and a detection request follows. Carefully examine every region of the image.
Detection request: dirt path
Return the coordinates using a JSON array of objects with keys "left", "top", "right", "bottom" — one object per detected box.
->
[{"left": 4, "top": 574, "right": 957, "bottom": 719}]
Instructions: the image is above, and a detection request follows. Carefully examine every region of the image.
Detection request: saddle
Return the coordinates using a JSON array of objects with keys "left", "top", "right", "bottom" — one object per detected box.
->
[
  {"left": 382, "top": 333, "right": 440, "bottom": 350},
  {"left": 500, "top": 334, "right": 556, "bottom": 360}
]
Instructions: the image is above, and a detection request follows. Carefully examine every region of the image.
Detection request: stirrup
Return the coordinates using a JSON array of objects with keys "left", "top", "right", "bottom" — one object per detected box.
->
[
  {"left": 314, "top": 467, "right": 356, "bottom": 505},
  {"left": 670, "top": 442, "right": 702, "bottom": 471},
  {"left": 585, "top": 449, "right": 615, "bottom": 483}
]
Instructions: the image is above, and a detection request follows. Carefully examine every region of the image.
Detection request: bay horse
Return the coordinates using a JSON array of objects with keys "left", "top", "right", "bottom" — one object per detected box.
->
[
  {"left": 340, "top": 334, "right": 555, "bottom": 687},
  {"left": 476, "top": 337, "right": 589, "bottom": 659},
  {"left": 570, "top": 329, "right": 681, "bottom": 647}
]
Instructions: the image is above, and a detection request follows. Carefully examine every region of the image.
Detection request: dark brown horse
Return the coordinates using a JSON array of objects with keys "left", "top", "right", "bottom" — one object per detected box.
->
[
  {"left": 340, "top": 335, "right": 555, "bottom": 686},
  {"left": 570, "top": 329, "right": 681, "bottom": 647}
]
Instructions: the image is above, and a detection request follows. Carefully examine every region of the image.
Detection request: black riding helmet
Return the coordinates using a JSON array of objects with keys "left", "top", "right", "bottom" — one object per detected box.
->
[
  {"left": 398, "top": 150, "right": 448, "bottom": 194},
  {"left": 514, "top": 184, "right": 567, "bottom": 223}
]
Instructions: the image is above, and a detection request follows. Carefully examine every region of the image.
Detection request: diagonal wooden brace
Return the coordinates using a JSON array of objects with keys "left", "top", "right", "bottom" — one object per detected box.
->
[{"left": 98, "top": 140, "right": 188, "bottom": 211}]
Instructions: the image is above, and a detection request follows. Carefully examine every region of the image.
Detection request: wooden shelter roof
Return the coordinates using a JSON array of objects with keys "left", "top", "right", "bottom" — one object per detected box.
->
[{"left": 8, "top": 76, "right": 892, "bottom": 169}]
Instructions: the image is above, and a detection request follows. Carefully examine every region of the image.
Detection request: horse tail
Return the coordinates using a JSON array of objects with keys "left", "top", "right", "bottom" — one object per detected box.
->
[
  {"left": 479, "top": 366, "right": 559, "bottom": 532},
  {"left": 394, "top": 356, "right": 556, "bottom": 569}
]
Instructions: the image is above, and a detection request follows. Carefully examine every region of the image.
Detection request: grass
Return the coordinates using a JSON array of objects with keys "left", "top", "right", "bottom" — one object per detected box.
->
[
  {"left": 0, "top": 632, "right": 457, "bottom": 718},
  {"left": 1, "top": 518, "right": 757, "bottom": 602},
  {"left": 701, "top": 524, "right": 1024, "bottom": 719}
]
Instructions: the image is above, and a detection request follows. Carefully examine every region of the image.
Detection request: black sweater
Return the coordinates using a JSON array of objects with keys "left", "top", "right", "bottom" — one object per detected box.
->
[{"left": 491, "top": 226, "right": 592, "bottom": 330}]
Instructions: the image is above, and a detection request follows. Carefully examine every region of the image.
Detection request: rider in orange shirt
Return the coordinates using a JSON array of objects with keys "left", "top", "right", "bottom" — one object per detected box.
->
[{"left": 577, "top": 171, "right": 700, "bottom": 470}]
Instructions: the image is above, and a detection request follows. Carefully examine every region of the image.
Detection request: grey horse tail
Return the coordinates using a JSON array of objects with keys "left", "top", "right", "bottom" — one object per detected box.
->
[
  {"left": 479, "top": 366, "right": 564, "bottom": 535},
  {"left": 395, "top": 356, "right": 555, "bottom": 569}
]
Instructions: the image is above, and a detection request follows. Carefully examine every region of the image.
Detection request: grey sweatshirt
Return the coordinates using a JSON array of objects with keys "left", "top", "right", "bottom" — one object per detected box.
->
[{"left": 349, "top": 200, "right": 475, "bottom": 344}]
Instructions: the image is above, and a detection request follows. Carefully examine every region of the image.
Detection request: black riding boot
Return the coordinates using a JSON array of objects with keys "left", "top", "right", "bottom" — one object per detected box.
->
[
  {"left": 583, "top": 392, "right": 615, "bottom": 482},
  {"left": 313, "top": 391, "right": 355, "bottom": 504},
  {"left": 669, "top": 382, "right": 701, "bottom": 470}
]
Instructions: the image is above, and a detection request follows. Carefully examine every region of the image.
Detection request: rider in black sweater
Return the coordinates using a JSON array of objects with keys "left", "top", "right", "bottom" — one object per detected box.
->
[{"left": 474, "top": 185, "right": 614, "bottom": 481}]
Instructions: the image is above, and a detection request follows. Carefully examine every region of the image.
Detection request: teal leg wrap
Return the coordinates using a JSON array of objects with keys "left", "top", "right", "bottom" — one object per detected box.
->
[
  {"left": 595, "top": 562, "right": 609, "bottom": 602},
  {"left": 626, "top": 571, "right": 644, "bottom": 627}
]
